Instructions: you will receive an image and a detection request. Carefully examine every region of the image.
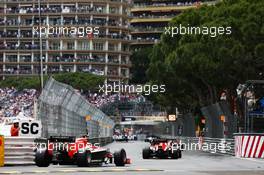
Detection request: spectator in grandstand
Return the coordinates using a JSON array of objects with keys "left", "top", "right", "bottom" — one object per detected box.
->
[{"left": 0, "top": 88, "right": 37, "bottom": 118}]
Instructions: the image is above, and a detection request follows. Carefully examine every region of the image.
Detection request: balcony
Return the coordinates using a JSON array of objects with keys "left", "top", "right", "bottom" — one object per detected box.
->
[
  {"left": 20, "top": 56, "right": 32, "bottom": 62},
  {"left": 130, "top": 16, "right": 173, "bottom": 23},
  {"left": 131, "top": 37, "right": 159, "bottom": 45},
  {"left": 131, "top": 26, "right": 164, "bottom": 34},
  {"left": 4, "top": 0, "right": 129, "bottom": 5},
  {"left": 3, "top": 6, "right": 125, "bottom": 17},
  {"left": 131, "top": 5, "right": 196, "bottom": 13}
]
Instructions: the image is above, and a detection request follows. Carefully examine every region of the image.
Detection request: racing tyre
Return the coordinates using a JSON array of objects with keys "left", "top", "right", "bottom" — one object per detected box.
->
[
  {"left": 142, "top": 148, "right": 150, "bottom": 159},
  {"left": 178, "top": 150, "right": 182, "bottom": 158},
  {"left": 76, "top": 151, "right": 92, "bottom": 167},
  {"left": 114, "top": 149, "right": 127, "bottom": 166},
  {"left": 35, "top": 149, "right": 51, "bottom": 167},
  {"left": 172, "top": 150, "right": 181, "bottom": 159}
]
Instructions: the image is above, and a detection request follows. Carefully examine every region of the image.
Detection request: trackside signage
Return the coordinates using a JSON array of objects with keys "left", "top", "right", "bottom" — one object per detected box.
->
[{"left": 19, "top": 121, "right": 42, "bottom": 137}]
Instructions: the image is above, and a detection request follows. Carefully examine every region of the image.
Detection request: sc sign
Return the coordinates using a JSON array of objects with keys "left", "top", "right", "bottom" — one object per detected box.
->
[{"left": 19, "top": 121, "right": 42, "bottom": 137}]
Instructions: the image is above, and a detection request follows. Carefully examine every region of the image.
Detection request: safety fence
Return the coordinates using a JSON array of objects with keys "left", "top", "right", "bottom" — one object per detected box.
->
[
  {"left": 38, "top": 77, "right": 115, "bottom": 138},
  {"left": 156, "top": 102, "right": 236, "bottom": 138},
  {"left": 3, "top": 136, "right": 113, "bottom": 166},
  {"left": 201, "top": 101, "right": 237, "bottom": 139}
]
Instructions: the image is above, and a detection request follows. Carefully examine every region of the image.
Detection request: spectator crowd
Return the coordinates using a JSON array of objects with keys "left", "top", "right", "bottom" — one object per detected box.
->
[
  {"left": 86, "top": 92, "right": 145, "bottom": 108},
  {"left": 0, "top": 87, "right": 147, "bottom": 123},
  {"left": 0, "top": 88, "right": 37, "bottom": 123}
]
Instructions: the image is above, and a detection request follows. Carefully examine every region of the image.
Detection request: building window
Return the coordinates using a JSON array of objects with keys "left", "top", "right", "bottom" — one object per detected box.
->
[
  {"left": 78, "top": 41, "right": 90, "bottom": 50},
  {"left": 93, "top": 42, "right": 104, "bottom": 51}
]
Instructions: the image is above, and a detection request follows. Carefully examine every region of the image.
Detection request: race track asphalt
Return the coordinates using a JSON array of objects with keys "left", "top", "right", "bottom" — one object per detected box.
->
[{"left": 1, "top": 141, "right": 264, "bottom": 175}]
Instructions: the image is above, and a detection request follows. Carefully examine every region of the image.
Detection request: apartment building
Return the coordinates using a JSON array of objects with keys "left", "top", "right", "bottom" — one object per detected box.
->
[
  {"left": 130, "top": 0, "right": 215, "bottom": 47},
  {"left": 0, "top": 0, "right": 131, "bottom": 83}
]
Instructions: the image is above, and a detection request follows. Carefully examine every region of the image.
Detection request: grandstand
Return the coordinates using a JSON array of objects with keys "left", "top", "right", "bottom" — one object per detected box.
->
[{"left": 0, "top": 88, "right": 37, "bottom": 122}]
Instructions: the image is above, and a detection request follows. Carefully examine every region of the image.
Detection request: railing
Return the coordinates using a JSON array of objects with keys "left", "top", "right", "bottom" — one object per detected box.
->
[
  {"left": 132, "top": 0, "right": 219, "bottom": 8},
  {"left": 5, "top": 0, "right": 129, "bottom": 3},
  {"left": 4, "top": 137, "right": 36, "bottom": 165},
  {"left": 159, "top": 135, "right": 235, "bottom": 156},
  {"left": 201, "top": 137, "right": 235, "bottom": 156}
]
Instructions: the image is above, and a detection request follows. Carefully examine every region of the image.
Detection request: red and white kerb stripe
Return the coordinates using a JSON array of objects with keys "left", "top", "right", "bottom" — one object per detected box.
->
[{"left": 235, "top": 135, "right": 264, "bottom": 158}]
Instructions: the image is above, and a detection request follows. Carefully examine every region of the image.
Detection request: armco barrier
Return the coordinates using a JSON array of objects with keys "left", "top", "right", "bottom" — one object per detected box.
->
[
  {"left": 4, "top": 137, "right": 35, "bottom": 166},
  {"left": 201, "top": 137, "right": 235, "bottom": 156},
  {"left": 159, "top": 135, "right": 235, "bottom": 156},
  {"left": 4, "top": 136, "right": 113, "bottom": 166},
  {"left": 181, "top": 137, "right": 235, "bottom": 155}
]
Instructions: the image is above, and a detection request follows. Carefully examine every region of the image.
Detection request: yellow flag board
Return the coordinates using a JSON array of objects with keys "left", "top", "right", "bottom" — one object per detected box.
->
[{"left": 0, "top": 136, "right": 4, "bottom": 167}]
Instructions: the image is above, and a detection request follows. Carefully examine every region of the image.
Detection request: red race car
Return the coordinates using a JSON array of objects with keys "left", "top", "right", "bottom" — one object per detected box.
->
[
  {"left": 142, "top": 139, "right": 182, "bottom": 159},
  {"left": 35, "top": 136, "right": 130, "bottom": 167}
]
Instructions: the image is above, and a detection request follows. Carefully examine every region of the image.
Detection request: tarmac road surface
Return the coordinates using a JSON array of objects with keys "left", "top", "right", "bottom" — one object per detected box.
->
[{"left": 1, "top": 141, "right": 264, "bottom": 175}]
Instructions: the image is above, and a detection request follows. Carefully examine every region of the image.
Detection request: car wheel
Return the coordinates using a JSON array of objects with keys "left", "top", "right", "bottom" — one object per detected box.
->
[
  {"left": 35, "top": 149, "right": 51, "bottom": 167},
  {"left": 76, "top": 151, "right": 92, "bottom": 167},
  {"left": 142, "top": 148, "right": 150, "bottom": 159},
  {"left": 171, "top": 150, "right": 179, "bottom": 159},
  {"left": 178, "top": 150, "right": 182, "bottom": 158},
  {"left": 114, "top": 149, "right": 126, "bottom": 166}
]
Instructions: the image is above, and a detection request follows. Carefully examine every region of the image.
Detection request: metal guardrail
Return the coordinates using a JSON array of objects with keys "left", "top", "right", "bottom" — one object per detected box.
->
[
  {"left": 4, "top": 136, "right": 113, "bottom": 166},
  {"left": 202, "top": 137, "right": 235, "bottom": 156},
  {"left": 159, "top": 135, "right": 235, "bottom": 156},
  {"left": 4, "top": 137, "right": 35, "bottom": 166}
]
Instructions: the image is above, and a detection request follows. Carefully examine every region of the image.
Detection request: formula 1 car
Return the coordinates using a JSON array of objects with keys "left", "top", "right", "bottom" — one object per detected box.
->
[
  {"left": 144, "top": 135, "right": 160, "bottom": 142},
  {"left": 113, "top": 134, "right": 138, "bottom": 142},
  {"left": 35, "top": 136, "right": 130, "bottom": 167},
  {"left": 142, "top": 139, "right": 182, "bottom": 159},
  {"left": 113, "top": 134, "right": 129, "bottom": 142}
]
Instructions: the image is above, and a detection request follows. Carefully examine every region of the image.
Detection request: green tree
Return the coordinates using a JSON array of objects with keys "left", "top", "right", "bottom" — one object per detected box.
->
[
  {"left": 0, "top": 72, "right": 104, "bottom": 92},
  {"left": 147, "top": 0, "right": 264, "bottom": 113},
  {"left": 130, "top": 47, "right": 152, "bottom": 84}
]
